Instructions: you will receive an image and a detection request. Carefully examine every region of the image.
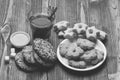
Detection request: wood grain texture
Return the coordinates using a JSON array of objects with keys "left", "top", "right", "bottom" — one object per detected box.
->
[
  {"left": 27, "top": 0, "right": 47, "bottom": 80},
  {"left": 88, "top": 1, "right": 109, "bottom": 80},
  {"left": 0, "top": 0, "right": 9, "bottom": 27},
  {"left": 107, "top": 0, "right": 120, "bottom": 80},
  {"left": 0, "top": 0, "right": 120, "bottom": 80},
  {"left": 0, "top": 0, "right": 9, "bottom": 68}
]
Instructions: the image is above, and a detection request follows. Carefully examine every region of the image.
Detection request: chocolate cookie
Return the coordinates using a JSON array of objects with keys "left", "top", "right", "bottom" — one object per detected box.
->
[
  {"left": 33, "top": 38, "right": 57, "bottom": 63},
  {"left": 22, "top": 46, "right": 37, "bottom": 66},
  {"left": 33, "top": 53, "right": 53, "bottom": 67},
  {"left": 15, "top": 51, "right": 38, "bottom": 72}
]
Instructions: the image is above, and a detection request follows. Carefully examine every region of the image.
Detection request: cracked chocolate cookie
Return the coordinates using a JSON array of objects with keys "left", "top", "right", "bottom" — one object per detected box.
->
[
  {"left": 22, "top": 45, "right": 37, "bottom": 66},
  {"left": 15, "top": 51, "right": 38, "bottom": 72},
  {"left": 33, "top": 53, "right": 53, "bottom": 67},
  {"left": 33, "top": 38, "right": 56, "bottom": 63}
]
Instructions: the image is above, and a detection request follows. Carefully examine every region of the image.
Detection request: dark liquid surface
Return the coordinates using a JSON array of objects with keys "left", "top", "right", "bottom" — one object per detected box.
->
[{"left": 31, "top": 17, "right": 52, "bottom": 28}]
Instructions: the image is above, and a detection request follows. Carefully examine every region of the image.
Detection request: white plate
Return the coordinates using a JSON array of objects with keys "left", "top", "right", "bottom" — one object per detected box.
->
[{"left": 57, "top": 39, "right": 107, "bottom": 71}]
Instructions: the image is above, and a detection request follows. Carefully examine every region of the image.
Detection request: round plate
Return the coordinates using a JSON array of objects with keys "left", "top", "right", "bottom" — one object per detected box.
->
[{"left": 57, "top": 39, "right": 107, "bottom": 71}]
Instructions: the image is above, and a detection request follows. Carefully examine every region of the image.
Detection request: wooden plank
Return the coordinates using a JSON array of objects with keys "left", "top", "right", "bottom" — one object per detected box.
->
[
  {"left": 0, "top": 0, "right": 32, "bottom": 80},
  {"left": 98, "top": 0, "right": 118, "bottom": 73},
  {"left": 77, "top": 1, "right": 89, "bottom": 80},
  {"left": 80, "top": 1, "right": 86, "bottom": 23},
  {"left": 26, "top": 0, "right": 48, "bottom": 80},
  {"left": 8, "top": 59, "right": 27, "bottom": 80},
  {"left": 0, "top": 0, "right": 9, "bottom": 67},
  {"left": 98, "top": 2, "right": 119, "bottom": 79},
  {"left": 77, "top": 0, "right": 90, "bottom": 25},
  {"left": 46, "top": 0, "right": 65, "bottom": 80},
  {"left": 47, "top": 0, "right": 70, "bottom": 79},
  {"left": 0, "top": 42, "right": 11, "bottom": 80},
  {"left": 85, "top": 0, "right": 109, "bottom": 80},
  {"left": 88, "top": 2, "right": 100, "bottom": 27},
  {"left": 0, "top": 0, "right": 13, "bottom": 80},
  {"left": 8, "top": 0, "right": 31, "bottom": 32},
  {"left": 41, "top": 0, "right": 49, "bottom": 15},
  {"left": 31, "top": 0, "right": 42, "bottom": 16},
  {"left": 47, "top": 0, "right": 85, "bottom": 80},
  {"left": 0, "top": 34, "right": 3, "bottom": 66},
  {"left": 65, "top": 0, "right": 77, "bottom": 27},
  {"left": 26, "top": 72, "right": 47, "bottom": 80},
  {"left": 106, "top": 0, "right": 120, "bottom": 80},
  {"left": 0, "top": 0, "right": 9, "bottom": 27}
]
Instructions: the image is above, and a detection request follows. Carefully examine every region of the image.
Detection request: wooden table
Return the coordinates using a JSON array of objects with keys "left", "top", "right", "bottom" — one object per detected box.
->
[{"left": 0, "top": 0, "right": 120, "bottom": 80}]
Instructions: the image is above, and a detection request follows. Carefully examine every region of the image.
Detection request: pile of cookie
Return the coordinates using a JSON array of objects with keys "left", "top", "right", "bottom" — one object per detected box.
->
[
  {"left": 54, "top": 21, "right": 107, "bottom": 42},
  {"left": 15, "top": 38, "right": 56, "bottom": 72},
  {"left": 54, "top": 21, "right": 107, "bottom": 69}
]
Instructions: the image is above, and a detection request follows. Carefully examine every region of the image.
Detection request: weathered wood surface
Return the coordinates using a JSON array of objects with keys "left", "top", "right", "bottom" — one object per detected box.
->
[{"left": 0, "top": 0, "right": 119, "bottom": 80}]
